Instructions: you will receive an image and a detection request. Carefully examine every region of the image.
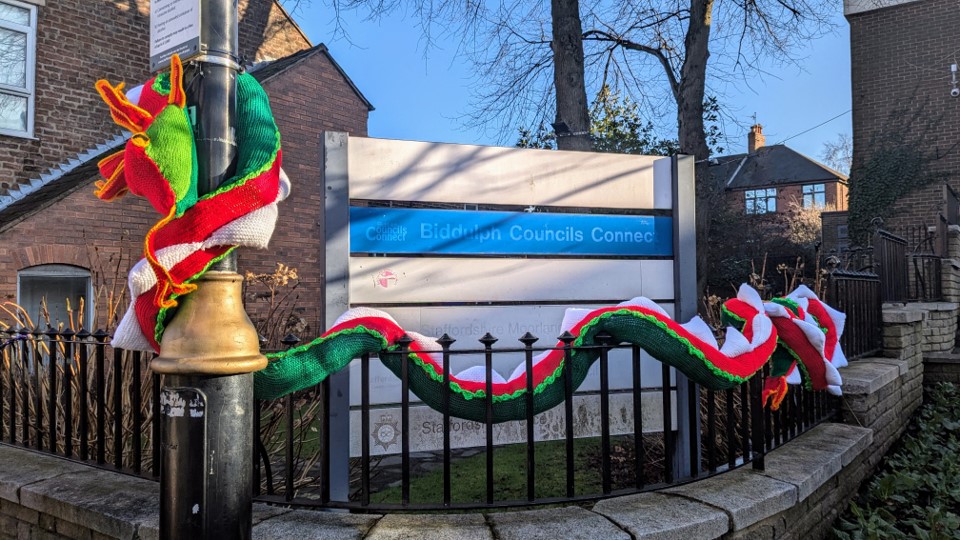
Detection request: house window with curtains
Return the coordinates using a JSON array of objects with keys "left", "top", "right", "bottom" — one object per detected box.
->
[{"left": 0, "top": 0, "right": 36, "bottom": 138}]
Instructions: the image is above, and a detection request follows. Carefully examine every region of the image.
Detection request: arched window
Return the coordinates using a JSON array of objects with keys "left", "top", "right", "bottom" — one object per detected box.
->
[{"left": 17, "top": 264, "right": 92, "bottom": 330}]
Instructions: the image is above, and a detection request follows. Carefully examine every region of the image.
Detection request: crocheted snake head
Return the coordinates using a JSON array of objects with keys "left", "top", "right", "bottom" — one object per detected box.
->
[
  {"left": 94, "top": 55, "right": 199, "bottom": 306},
  {"left": 94, "top": 55, "right": 197, "bottom": 215}
]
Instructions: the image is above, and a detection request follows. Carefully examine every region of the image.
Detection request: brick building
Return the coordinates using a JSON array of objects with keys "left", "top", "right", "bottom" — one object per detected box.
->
[
  {"left": 0, "top": 0, "right": 372, "bottom": 339},
  {"left": 845, "top": 0, "right": 960, "bottom": 233}
]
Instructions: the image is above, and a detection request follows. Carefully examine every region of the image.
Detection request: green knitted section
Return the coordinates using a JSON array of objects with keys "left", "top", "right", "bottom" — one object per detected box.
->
[
  {"left": 144, "top": 105, "right": 197, "bottom": 215},
  {"left": 771, "top": 298, "right": 801, "bottom": 316},
  {"left": 255, "top": 327, "right": 389, "bottom": 400},
  {"left": 721, "top": 307, "right": 746, "bottom": 329},
  {"left": 205, "top": 73, "right": 280, "bottom": 197},
  {"left": 151, "top": 72, "right": 171, "bottom": 95}
]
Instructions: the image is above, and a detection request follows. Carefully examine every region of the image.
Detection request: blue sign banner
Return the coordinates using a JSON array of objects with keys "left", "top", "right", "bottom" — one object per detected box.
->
[{"left": 350, "top": 207, "right": 673, "bottom": 257}]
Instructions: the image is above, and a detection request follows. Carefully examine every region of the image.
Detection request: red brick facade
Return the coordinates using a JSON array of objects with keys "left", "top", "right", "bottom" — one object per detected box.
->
[
  {"left": 0, "top": 0, "right": 310, "bottom": 193},
  {"left": 726, "top": 182, "right": 848, "bottom": 215},
  {"left": 0, "top": 6, "right": 370, "bottom": 338},
  {"left": 847, "top": 0, "right": 960, "bottom": 232}
]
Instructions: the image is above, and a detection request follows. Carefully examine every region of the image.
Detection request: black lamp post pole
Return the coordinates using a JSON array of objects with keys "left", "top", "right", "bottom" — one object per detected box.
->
[{"left": 153, "top": 0, "right": 264, "bottom": 538}]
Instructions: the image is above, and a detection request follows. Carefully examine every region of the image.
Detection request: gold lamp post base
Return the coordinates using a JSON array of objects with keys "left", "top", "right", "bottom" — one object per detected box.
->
[{"left": 151, "top": 271, "right": 267, "bottom": 376}]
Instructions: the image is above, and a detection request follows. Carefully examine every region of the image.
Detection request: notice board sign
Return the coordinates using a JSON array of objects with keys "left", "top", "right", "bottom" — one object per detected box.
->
[
  {"left": 321, "top": 134, "right": 697, "bottom": 457},
  {"left": 150, "top": 0, "right": 201, "bottom": 71}
]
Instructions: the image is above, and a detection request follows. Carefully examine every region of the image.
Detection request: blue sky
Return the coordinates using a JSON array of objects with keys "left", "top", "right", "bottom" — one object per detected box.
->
[{"left": 290, "top": 5, "right": 852, "bottom": 161}]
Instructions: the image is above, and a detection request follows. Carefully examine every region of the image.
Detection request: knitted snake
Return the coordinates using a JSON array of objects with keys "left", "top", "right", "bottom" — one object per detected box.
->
[
  {"left": 95, "top": 57, "right": 846, "bottom": 423},
  {"left": 94, "top": 55, "right": 288, "bottom": 352}
]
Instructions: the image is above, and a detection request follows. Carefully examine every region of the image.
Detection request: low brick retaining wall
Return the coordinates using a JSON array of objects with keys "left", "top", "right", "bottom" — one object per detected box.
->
[
  {"left": 923, "top": 352, "right": 960, "bottom": 385},
  {"left": 0, "top": 305, "right": 932, "bottom": 540}
]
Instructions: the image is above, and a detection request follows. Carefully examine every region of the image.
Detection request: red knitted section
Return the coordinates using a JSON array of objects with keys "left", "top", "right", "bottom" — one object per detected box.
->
[
  {"left": 721, "top": 299, "right": 759, "bottom": 341},
  {"left": 123, "top": 140, "right": 177, "bottom": 215},
  {"left": 94, "top": 80, "right": 153, "bottom": 133},
  {"left": 762, "top": 376, "right": 789, "bottom": 410},
  {"left": 772, "top": 317, "right": 828, "bottom": 390},
  {"left": 152, "top": 156, "right": 282, "bottom": 249},
  {"left": 805, "top": 300, "right": 838, "bottom": 361},
  {"left": 94, "top": 151, "right": 128, "bottom": 201}
]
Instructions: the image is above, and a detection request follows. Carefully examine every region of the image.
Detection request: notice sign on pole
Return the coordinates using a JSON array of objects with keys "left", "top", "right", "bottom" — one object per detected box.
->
[{"left": 150, "top": 0, "right": 201, "bottom": 71}]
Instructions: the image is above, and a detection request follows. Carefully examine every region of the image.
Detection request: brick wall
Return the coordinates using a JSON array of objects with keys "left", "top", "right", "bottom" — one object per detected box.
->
[
  {"left": 726, "top": 181, "right": 846, "bottom": 216},
  {"left": 821, "top": 210, "right": 849, "bottom": 254},
  {"left": 0, "top": 50, "right": 369, "bottom": 337},
  {"left": 847, "top": 0, "right": 960, "bottom": 232},
  {"left": 0, "top": 0, "right": 310, "bottom": 193}
]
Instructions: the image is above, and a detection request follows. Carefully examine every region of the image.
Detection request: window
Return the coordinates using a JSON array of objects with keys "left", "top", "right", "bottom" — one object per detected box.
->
[
  {"left": 802, "top": 184, "right": 826, "bottom": 208},
  {"left": 0, "top": 0, "right": 36, "bottom": 138},
  {"left": 17, "top": 265, "right": 93, "bottom": 330},
  {"left": 745, "top": 188, "right": 777, "bottom": 214}
]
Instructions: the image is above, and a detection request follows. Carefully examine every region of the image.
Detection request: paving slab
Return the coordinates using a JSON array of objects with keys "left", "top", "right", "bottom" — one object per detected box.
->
[
  {"left": 366, "top": 513, "right": 492, "bottom": 540},
  {"left": 664, "top": 468, "right": 796, "bottom": 531},
  {"left": 592, "top": 492, "right": 729, "bottom": 539},
  {"left": 252, "top": 503, "right": 294, "bottom": 525},
  {"left": 488, "top": 506, "right": 630, "bottom": 540},
  {"left": 0, "top": 445, "right": 90, "bottom": 503},
  {"left": 18, "top": 468, "right": 159, "bottom": 540},
  {"left": 252, "top": 508, "right": 380, "bottom": 540}
]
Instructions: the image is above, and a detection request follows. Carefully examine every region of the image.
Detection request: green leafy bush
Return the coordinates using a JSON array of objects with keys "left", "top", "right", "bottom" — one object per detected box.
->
[{"left": 832, "top": 383, "right": 960, "bottom": 539}]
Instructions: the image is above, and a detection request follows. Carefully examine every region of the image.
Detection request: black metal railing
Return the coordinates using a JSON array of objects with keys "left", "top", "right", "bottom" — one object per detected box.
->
[
  {"left": 0, "top": 328, "right": 838, "bottom": 511},
  {"left": 827, "top": 270, "right": 883, "bottom": 360},
  {"left": 873, "top": 229, "right": 909, "bottom": 302}
]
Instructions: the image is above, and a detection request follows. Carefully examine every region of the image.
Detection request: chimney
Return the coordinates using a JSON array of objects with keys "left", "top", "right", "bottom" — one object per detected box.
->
[{"left": 748, "top": 124, "right": 765, "bottom": 153}]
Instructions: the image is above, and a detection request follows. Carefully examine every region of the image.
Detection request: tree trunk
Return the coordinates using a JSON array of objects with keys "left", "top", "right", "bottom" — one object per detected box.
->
[
  {"left": 677, "top": 0, "right": 714, "bottom": 305},
  {"left": 550, "top": 0, "right": 592, "bottom": 151}
]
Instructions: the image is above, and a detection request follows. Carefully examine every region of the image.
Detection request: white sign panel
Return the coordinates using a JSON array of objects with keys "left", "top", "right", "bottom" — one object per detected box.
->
[
  {"left": 150, "top": 0, "right": 201, "bottom": 71},
  {"left": 349, "top": 391, "right": 678, "bottom": 457}
]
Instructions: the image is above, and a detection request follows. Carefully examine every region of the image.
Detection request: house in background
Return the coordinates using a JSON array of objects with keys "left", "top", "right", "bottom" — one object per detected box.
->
[
  {"left": 713, "top": 124, "right": 848, "bottom": 216},
  {"left": 0, "top": 0, "right": 373, "bottom": 337},
  {"left": 705, "top": 124, "right": 848, "bottom": 288}
]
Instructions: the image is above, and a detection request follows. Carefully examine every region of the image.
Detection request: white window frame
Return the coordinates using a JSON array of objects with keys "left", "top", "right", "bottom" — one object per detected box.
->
[
  {"left": 745, "top": 188, "right": 777, "bottom": 215},
  {"left": 16, "top": 264, "right": 94, "bottom": 330},
  {"left": 0, "top": 0, "right": 37, "bottom": 138},
  {"left": 802, "top": 183, "right": 826, "bottom": 209}
]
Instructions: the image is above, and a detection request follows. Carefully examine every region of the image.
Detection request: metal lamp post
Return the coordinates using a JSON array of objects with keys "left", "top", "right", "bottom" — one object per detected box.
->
[{"left": 149, "top": 0, "right": 264, "bottom": 537}]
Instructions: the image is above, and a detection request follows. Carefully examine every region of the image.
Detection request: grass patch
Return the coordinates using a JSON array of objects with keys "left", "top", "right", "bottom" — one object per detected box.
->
[
  {"left": 359, "top": 434, "right": 667, "bottom": 505},
  {"left": 832, "top": 383, "right": 960, "bottom": 539}
]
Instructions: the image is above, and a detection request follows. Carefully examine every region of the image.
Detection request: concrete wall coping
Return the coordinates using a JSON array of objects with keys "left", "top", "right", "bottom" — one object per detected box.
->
[
  {"left": 882, "top": 307, "right": 926, "bottom": 324},
  {"left": 906, "top": 302, "right": 959, "bottom": 312},
  {"left": 0, "top": 421, "right": 872, "bottom": 540},
  {"left": 841, "top": 358, "right": 903, "bottom": 394}
]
